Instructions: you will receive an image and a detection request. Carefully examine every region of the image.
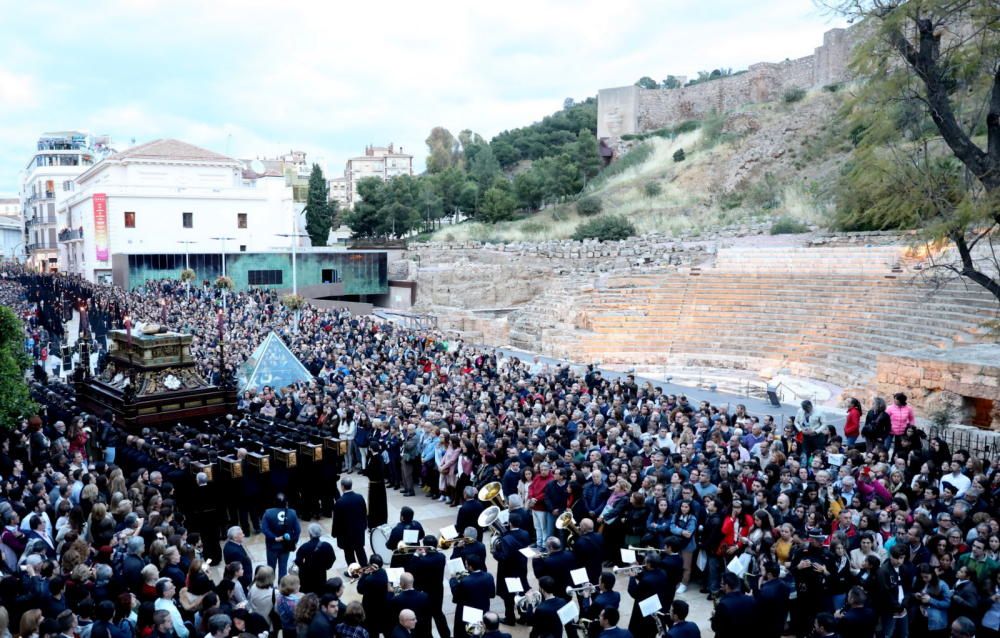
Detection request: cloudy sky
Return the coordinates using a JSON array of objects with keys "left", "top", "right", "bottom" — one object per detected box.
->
[{"left": 0, "top": 0, "right": 846, "bottom": 195}]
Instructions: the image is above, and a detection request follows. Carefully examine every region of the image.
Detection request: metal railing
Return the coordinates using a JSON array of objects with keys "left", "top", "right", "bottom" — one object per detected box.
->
[
  {"left": 58, "top": 228, "right": 84, "bottom": 241},
  {"left": 923, "top": 423, "right": 1000, "bottom": 463}
]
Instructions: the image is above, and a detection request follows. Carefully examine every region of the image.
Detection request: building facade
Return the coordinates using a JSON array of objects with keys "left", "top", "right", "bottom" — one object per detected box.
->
[
  {"left": 60, "top": 139, "right": 302, "bottom": 283},
  {"left": 341, "top": 143, "right": 413, "bottom": 208},
  {"left": 20, "top": 132, "right": 100, "bottom": 272}
]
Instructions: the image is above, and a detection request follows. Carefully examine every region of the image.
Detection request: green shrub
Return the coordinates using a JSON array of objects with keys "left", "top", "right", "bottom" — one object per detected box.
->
[
  {"left": 783, "top": 87, "right": 807, "bottom": 103},
  {"left": 572, "top": 215, "right": 637, "bottom": 242},
  {"left": 674, "top": 120, "right": 701, "bottom": 134},
  {"left": 643, "top": 181, "right": 663, "bottom": 197},
  {"left": 576, "top": 196, "right": 603, "bottom": 216},
  {"left": 745, "top": 173, "right": 782, "bottom": 210},
  {"left": 673, "top": 148, "right": 686, "bottom": 162},
  {"left": 769, "top": 216, "right": 810, "bottom": 235},
  {"left": 700, "top": 111, "right": 726, "bottom": 148},
  {"left": 718, "top": 191, "right": 743, "bottom": 210},
  {"left": 823, "top": 83, "right": 842, "bottom": 93}
]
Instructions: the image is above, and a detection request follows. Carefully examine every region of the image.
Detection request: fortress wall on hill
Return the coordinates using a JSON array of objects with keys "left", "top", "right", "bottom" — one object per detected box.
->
[{"left": 598, "top": 24, "right": 864, "bottom": 144}]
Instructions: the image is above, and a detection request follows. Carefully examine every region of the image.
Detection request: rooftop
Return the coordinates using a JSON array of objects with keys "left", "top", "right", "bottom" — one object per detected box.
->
[{"left": 110, "top": 139, "right": 237, "bottom": 163}]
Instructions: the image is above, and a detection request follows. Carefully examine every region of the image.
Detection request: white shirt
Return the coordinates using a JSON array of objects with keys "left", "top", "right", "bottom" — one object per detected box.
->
[{"left": 939, "top": 471, "right": 971, "bottom": 497}]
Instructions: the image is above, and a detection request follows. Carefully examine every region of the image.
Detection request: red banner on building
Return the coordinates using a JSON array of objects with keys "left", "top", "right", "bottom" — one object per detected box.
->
[{"left": 93, "top": 193, "right": 108, "bottom": 261}]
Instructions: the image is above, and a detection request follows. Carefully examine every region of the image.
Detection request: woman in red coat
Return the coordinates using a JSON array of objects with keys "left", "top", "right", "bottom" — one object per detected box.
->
[
  {"left": 719, "top": 499, "right": 754, "bottom": 558},
  {"left": 844, "top": 398, "right": 862, "bottom": 448}
]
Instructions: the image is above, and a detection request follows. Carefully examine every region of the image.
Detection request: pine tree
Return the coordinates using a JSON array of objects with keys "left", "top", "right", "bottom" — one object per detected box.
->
[{"left": 304, "top": 164, "right": 332, "bottom": 246}]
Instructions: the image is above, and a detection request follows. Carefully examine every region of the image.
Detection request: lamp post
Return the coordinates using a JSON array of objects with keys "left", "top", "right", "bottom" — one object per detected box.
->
[
  {"left": 274, "top": 231, "right": 309, "bottom": 334},
  {"left": 209, "top": 236, "right": 235, "bottom": 313},
  {"left": 177, "top": 240, "right": 197, "bottom": 299}
]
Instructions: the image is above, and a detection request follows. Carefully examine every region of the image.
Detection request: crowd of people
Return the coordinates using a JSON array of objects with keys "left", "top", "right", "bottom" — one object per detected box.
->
[{"left": 0, "top": 268, "right": 998, "bottom": 638}]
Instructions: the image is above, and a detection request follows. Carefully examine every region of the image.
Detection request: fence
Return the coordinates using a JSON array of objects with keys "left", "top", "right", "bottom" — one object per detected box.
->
[{"left": 924, "top": 423, "right": 1000, "bottom": 463}]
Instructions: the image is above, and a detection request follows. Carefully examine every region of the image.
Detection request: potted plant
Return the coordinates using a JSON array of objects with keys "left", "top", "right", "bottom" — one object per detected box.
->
[
  {"left": 214, "top": 275, "right": 234, "bottom": 291},
  {"left": 180, "top": 268, "right": 197, "bottom": 283},
  {"left": 281, "top": 294, "right": 305, "bottom": 311}
]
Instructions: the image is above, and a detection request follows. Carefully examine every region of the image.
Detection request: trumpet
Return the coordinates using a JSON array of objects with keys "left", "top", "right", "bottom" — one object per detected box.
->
[
  {"left": 395, "top": 541, "right": 436, "bottom": 554},
  {"left": 627, "top": 545, "right": 663, "bottom": 556},
  {"left": 465, "top": 621, "right": 484, "bottom": 636},
  {"left": 478, "top": 481, "right": 507, "bottom": 510},
  {"left": 612, "top": 564, "right": 643, "bottom": 577},
  {"left": 566, "top": 583, "right": 596, "bottom": 597},
  {"left": 451, "top": 569, "right": 469, "bottom": 582}
]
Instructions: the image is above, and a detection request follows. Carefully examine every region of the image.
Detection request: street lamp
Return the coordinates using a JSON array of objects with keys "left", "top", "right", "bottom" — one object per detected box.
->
[
  {"left": 274, "top": 231, "right": 310, "bottom": 334},
  {"left": 177, "top": 240, "right": 197, "bottom": 299},
  {"left": 209, "top": 236, "right": 235, "bottom": 312}
]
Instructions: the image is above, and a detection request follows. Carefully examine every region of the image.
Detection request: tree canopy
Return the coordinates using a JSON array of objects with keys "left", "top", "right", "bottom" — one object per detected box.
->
[
  {"left": 828, "top": 0, "right": 1000, "bottom": 303},
  {"left": 304, "top": 164, "right": 334, "bottom": 246},
  {"left": 0, "top": 306, "right": 35, "bottom": 429}
]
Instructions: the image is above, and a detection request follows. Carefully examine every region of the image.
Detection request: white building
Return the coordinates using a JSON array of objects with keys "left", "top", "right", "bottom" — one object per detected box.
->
[
  {"left": 0, "top": 197, "right": 23, "bottom": 261},
  {"left": 20, "top": 132, "right": 99, "bottom": 272},
  {"left": 342, "top": 143, "right": 413, "bottom": 208},
  {"left": 60, "top": 138, "right": 301, "bottom": 283},
  {"left": 328, "top": 176, "right": 348, "bottom": 207}
]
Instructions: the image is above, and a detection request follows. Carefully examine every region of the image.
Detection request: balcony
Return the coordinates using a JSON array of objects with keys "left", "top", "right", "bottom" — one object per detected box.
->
[
  {"left": 59, "top": 227, "right": 84, "bottom": 242},
  {"left": 26, "top": 243, "right": 53, "bottom": 253},
  {"left": 25, "top": 191, "right": 55, "bottom": 205},
  {"left": 25, "top": 216, "right": 56, "bottom": 228}
]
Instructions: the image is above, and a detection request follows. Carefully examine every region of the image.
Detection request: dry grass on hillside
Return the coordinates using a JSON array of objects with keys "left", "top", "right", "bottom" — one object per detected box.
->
[{"left": 427, "top": 89, "right": 849, "bottom": 242}]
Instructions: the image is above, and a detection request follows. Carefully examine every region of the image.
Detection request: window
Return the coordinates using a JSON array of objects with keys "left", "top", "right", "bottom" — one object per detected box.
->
[
  {"left": 63, "top": 180, "right": 73, "bottom": 192},
  {"left": 237, "top": 213, "right": 247, "bottom": 229},
  {"left": 124, "top": 212, "right": 136, "bottom": 228},
  {"left": 247, "top": 269, "right": 283, "bottom": 286},
  {"left": 322, "top": 268, "right": 338, "bottom": 284},
  {"left": 239, "top": 245, "right": 246, "bottom": 252},
  {"left": 182, "top": 212, "right": 193, "bottom": 228}
]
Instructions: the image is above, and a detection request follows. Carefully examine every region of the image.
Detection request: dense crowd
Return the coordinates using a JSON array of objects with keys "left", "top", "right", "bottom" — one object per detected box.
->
[{"left": 0, "top": 269, "right": 997, "bottom": 638}]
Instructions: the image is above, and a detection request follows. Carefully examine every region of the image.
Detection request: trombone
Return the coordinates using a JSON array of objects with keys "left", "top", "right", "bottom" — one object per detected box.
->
[
  {"left": 395, "top": 541, "right": 437, "bottom": 555},
  {"left": 438, "top": 536, "right": 469, "bottom": 549},
  {"left": 478, "top": 481, "right": 507, "bottom": 510},
  {"left": 627, "top": 545, "right": 663, "bottom": 556}
]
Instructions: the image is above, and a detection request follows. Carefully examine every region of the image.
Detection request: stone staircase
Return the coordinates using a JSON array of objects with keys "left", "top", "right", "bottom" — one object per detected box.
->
[{"left": 501, "top": 246, "right": 997, "bottom": 391}]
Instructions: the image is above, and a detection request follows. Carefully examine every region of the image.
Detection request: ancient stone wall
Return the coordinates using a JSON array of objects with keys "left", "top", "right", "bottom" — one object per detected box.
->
[
  {"left": 598, "top": 24, "right": 864, "bottom": 144},
  {"left": 875, "top": 345, "right": 1000, "bottom": 431}
]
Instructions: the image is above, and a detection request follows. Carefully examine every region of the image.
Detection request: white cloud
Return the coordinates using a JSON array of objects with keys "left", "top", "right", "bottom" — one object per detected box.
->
[{"left": 0, "top": 67, "right": 39, "bottom": 109}]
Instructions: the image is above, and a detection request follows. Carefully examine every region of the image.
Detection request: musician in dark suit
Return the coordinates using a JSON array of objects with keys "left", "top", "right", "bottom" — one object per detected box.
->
[
  {"left": 711, "top": 573, "right": 758, "bottom": 638},
  {"left": 222, "top": 526, "right": 254, "bottom": 591},
  {"left": 597, "top": 608, "right": 631, "bottom": 638},
  {"left": 531, "top": 576, "right": 567, "bottom": 638},
  {"left": 411, "top": 537, "right": 451, "bottom": 638},
  {"left": 494, "top": 515, "right": 532, "bottom": 625},
  {"left": 580, "top": 572, "right": 620, "bottom": 638},
  {"left": 572, "top": 518, "right": 605, "bottom": 585},
  {"left": 482, "top": 612, "right": 512, "bottom": 638},
  {"left": 456, "top": 486, "right": 486, "bottom": 541},
  {"left": 295, "top": 523, "right": 336, "bottom": 594},
  {"left": 388, "top": 573, "right": 432, "bottom": 638},
  {"left": 452, "top": 527, "right": 487, "bottom": 566},
  {"left": 754, "top": 563, "right": 791, "bottom": 638},
  {"left": 387, "top": 506, "right": 425, "bottom": 569},
  {"left": 533, "top": 537, "right": 578, "bottom": 601},
  {"left": 450, "top": 554, "right": 496, "bottom": 638},
  {"left": 657, "top": 537, "right": 685, "bottom": 610},
  {"left": 666, "top": 600, "right": 699, "bottom": 638},
  {"left": 627, "top": 555, "right": 669, "bottom": 638},
  {"left": 358, "top": 554, "right": 390, "bottom": 638},
  {"left": 333, "top": 478, "right": 369, "bottom": 567}
]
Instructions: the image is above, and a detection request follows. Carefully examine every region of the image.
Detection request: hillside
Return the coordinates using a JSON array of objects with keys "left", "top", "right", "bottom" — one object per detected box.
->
[{"left": 426, "top": 87, "right": 852, "bottom": 242}]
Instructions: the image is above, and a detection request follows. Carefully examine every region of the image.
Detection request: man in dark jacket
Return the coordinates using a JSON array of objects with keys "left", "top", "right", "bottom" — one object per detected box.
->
[
  {"left": 456, "top": 486, "right": 486, "bottom": 542},
  {"left": 387, "top": 506, "right": 426, "bottom": 569},
  {"left": 308, "top": 595, "right": 340, "bottom": 638},
  {"left": 572, "top": 519, "right": 605, "bottom": 585},
  {"left": 481, "top": 612, "right": 512, "bottom": 638},
  {"left": 627, "top": 555, "right": 669, "bottom": 638},
  {"left": 835, "top": 587, "right": 877, "bottom": 638},
  {"left": 530, "top": 576, "right": 566, "bottom": 638},
  {"left": 223, "top": 526, "right": 254, "bottom": 592},
  {"left": 260, "top": 493, "right": 301, "bottom": 579},
  {"left": 295, "top": 523, "right": 336, "bottom": 594},
  {"left": 754, "top": 562, "right": 792, "bottom": 638},
  {"left": 874, "top": 546, "right": 911, "bottom": 638},
  {"left": 533, "top": 537, "right": 578, "bottom": 601},
  {"left": 333, "top": 478, "right": 369, "bottom": 567},
  {"left": 711, "top": 573, "right": 757, "bottom": 638},
  {"left": 411, "top": 538, "right": 451, "bottom": 638},
  {"left": 388, "top": 573, "right": 431, "bottom": 638},
  {"left": 495, "top": 518, "right": 532, "bottom": 625},
  {"left": 450, "top": 555, "right": 496, "bottom": 638},
  {"left": 666, "top": 600, "right": 700, "bottom": 638},
  {"left": 358, "top": 555, "right": 390, "bottom": 638}
]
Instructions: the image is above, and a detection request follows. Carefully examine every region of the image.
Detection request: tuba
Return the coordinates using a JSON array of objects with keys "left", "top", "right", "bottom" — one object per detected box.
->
[
  {"left": 478, "top": 505, "right": 507, "bottom": 537},
  {"left": 555, "top": 511, "right": 580, "bottom": 545},
  {"left": 478, "top": 481, "right": 507, "bottom": 510},
  {"left": 515, "top": 589, "right": 542, "bottom": 613},
  {"left": 465, "top": 621, "right": 484, "bottom": 636}
]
